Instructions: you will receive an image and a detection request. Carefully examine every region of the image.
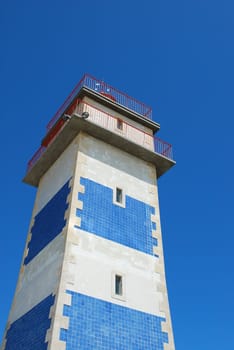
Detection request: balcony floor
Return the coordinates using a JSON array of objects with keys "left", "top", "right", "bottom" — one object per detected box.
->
[{"left": 23, "top": 114, "right": 175, "bottom": 187}]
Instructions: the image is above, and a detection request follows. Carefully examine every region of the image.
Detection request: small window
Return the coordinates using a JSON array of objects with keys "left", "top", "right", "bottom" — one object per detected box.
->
[
  {"left": 117, "top": 118, "right": 123, "bottom": 130},
  {"left": 116, "top": 188, "right": 123, "bottom": 203},
  {"left": 115, "top": 275, "right": 123, "bottom": 296},
  {"left": 112, "top": 272, "right": 125, "bottom": 301}
]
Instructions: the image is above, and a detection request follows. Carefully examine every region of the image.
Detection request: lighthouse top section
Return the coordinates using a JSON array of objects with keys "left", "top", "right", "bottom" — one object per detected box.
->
[{"left": 23, "top": 74, "right": 175, "bottom": 187}]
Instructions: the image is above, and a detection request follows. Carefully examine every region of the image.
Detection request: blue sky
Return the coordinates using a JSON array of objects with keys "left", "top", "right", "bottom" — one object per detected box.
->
[{"left": 0, "top": 0, "right": 234, "bottom": 349}]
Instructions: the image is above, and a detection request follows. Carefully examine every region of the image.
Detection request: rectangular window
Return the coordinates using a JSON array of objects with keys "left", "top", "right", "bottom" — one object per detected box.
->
[
  {"left": 116, "top": 188, "right": 123, "bottom": 204},
  {"left": 115, "top": 275, "right": 123, "bottom": 296},
  {"left": 112, "top": 272, "right": 125, "bottom": 301},
  {"left": 117, "top": 118, "right": 123, "bottom": 130}
]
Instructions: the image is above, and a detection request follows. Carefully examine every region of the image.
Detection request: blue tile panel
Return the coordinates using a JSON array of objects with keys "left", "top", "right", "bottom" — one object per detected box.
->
[
  {"left": 60, "top": 291, "right": 168, "bottom": 350},
  {"left": 4, "top": 294, "right": 55, "bottom": 350},
  {"left": 76, "top": 178, "right": 157, "bottom": 256},
  {"left": 24, "top": 180, "right": 71, "bottom": 265}
]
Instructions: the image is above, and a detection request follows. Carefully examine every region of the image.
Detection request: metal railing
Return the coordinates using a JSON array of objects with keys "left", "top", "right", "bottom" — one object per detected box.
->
[
  {"left": 46, "top": 74, "right": 152, "bottom": 131},
  {"left": 27, "top": 100, "right": 172, "bottom": 173}
]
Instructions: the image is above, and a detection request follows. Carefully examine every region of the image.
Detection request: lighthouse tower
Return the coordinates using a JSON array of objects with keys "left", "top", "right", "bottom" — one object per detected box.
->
[{"left": 1, "top": 74, "right": 176, "bottom": 350}]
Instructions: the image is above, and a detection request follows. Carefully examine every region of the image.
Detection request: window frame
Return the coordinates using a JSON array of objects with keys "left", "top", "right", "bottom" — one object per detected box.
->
[
  {"left": 111, "top": 272, "right": 126, "bottom": 301},
  {"left": 113, "top": 187, "right": 125, "bottom": 208}
]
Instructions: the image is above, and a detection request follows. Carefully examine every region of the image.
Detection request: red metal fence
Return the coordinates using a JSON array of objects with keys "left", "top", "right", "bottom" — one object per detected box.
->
[{"left": 46, "top": 74, "right": 152, "bottom": 131}]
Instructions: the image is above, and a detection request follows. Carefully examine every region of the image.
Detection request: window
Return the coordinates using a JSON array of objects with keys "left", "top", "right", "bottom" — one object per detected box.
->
[
  {"left": 117, "top": 118, "right": 123, "bottom": 130},
  {"left": 112, "top": 272, "right": 125, "bottom": 301},
  {"left": 115, "top": 275, "right": 123, "bottom": 296},
  {"left": 113, "top": 187, "right": 125, "bottom": 208},
  {"left": 116, "top": 188, "right": 123, "bottom": 204}
]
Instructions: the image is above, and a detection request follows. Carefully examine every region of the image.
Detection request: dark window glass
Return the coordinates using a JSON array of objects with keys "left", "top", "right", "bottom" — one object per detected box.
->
[
  {"left": 115, "top": 275, "right": 123, "bottom": 295},
  {"left": 116, "top": 188, "right": 123, "bottom": 203},
  {"left": 117, "top": 119, "right": 123, "bottom": 130}
]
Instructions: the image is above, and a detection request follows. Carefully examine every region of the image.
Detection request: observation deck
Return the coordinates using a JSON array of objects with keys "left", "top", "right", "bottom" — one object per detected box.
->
[{"left": 23, "top": 74, "right": 175, "bottom": 187}]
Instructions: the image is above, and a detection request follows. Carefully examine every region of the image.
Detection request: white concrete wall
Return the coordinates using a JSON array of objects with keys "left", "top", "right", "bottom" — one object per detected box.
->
[
  {"left": 8, "top": 233, "right": 65, "bottom": 324},
  {"left": 77, "top": 133, "right": 157, "bottom": 206},
  {"left": 34, "top": 139, "right": 78, "bottom": 215},
  {"left": 64, "top": 228, "right": 164, "bottom": 317}
]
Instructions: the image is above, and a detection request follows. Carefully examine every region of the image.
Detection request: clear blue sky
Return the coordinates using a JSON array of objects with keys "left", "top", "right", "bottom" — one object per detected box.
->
[{"left": 0, "top": 1, "right": 233, "bottom": 349}]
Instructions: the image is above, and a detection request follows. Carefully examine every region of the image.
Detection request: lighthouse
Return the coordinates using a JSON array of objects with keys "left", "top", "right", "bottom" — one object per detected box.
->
[{"left": 1, "top": 74, "right": 176, "bottom": 350}]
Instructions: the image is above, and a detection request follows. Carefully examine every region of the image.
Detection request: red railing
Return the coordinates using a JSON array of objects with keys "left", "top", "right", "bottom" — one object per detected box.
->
[
  {"left": 46, "top": 74, "right": 152, "bottom": 131},
  {"left": 154, "top": 137, "right": 173, "bottom": 159},
  {"left": 27, "top": 100, "right": 173, "bottom": 173}
]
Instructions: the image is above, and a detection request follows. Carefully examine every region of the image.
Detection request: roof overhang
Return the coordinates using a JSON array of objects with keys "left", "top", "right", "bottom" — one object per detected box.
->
[{"left": 23, "top": 114, "right": 175, "bottom": 187}]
